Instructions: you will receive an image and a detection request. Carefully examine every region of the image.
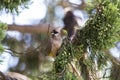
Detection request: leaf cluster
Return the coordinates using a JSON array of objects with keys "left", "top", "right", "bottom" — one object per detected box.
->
[
  {"left": 0, "top": 22, "right": 7, "bottom": 52},
  {"left": 77, "top": 0, "right": 120, "bottom": 52},
  {"left": 53, "top": 40, "right": 82, "bottom": 79},
  {"left": 0, "top": 0, "right": 31, "bottom": 13},
  {"left": 75, "top": 0, "right": 120, "bottom": 71},
  {"left": 54, "top": 40, "right": 75, "bottom": 73}
]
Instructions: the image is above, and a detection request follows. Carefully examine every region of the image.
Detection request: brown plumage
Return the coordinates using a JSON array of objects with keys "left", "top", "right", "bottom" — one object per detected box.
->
[
  {"left": 48, "top": 27, "right": 63, "bottom": 57},
  {"left": 63, "top": 11, "right": 78, "bottom": 40}
]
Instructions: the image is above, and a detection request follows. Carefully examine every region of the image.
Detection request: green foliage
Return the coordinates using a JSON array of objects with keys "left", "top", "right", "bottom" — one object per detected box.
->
[
  {"left": 0, "top": 0, "right": 31, "bottom": 13},
  {"left": 53, "top": 0, "right": 120, "bottom": 79},
  {"left": 0, "top": 45, "right": 4, "bottom": 53},
  {"left": 38, "top": 71, "right": 78, "bottom": 80},
  {"left": 57, "top": 71, "right": 78, "bottom": 80},
  {"left": 71, "top": 0, "right": 120, "bottom": 72},
  {"left": 0, "top": 22, "right": 7, "bottom": 40},
  {"left": 51, "top": 40, "right": 82, "bottom": 79},
  {"left": 0, "top": 22, "right": 7, "bottom": 52},
  {"left": 55, "top": 40, "right": 82, "bottom": 73},
  {"left": 76, "top": 0, "right": 120, "bottom": 75},
  {"left": 96, "top": 51, "right": 109, "bottom": 69},
  {"left": 78, "top": 0, "right": 120, "bottom": 52},
  {"left": 55, "top": 41, "right": 72, "bottom": 72}
]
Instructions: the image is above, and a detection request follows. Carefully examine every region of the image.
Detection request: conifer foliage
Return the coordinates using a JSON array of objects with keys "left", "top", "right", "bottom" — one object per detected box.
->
[{"left": 53, "top": 0, "right": 120, "bottom": 79}]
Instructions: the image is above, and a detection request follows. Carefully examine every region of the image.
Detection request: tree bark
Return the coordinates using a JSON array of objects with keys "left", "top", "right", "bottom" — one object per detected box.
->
[
  {"left": 6, "top": 72, "right": 31, "bottom": 80},
  {"left": 7, "top": 24, "right": 56, "bottom": 34}
]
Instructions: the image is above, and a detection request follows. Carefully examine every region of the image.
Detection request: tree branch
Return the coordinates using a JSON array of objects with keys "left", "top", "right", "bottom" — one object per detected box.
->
[
  {"left": 105, "top": 50, "right": 120, "bottom": 66},
  {"left": 6, "top": 72, "right": 31, "bottom": 80},
  {"left": 7, "top": 24, "right": 55, "bottom": 34},
  {"left": 61, "top": 0, "right": 86, "bottom": 9}
]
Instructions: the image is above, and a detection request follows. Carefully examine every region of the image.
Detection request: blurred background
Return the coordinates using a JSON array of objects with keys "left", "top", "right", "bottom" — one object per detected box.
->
[{"left": 0, "top": 0, "right": 120, "bottom": 80}]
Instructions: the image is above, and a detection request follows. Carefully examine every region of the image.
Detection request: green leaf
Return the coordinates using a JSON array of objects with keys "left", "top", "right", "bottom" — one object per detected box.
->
[{"left": 0, "top": 44, "right": 4, "bottom": 53}]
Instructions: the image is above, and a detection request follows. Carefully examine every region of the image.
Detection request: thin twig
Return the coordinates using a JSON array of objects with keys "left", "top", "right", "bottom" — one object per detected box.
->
[{"left": 70, "top": 62, "right": 81, "bottom": 77}]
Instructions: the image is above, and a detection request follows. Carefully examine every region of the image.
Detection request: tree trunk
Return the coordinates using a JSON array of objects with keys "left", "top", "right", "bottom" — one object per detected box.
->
[
  {"left": 110, "top": 61, "right": 120, "bottom": 80},
  {"left": 79, "top": 52, "right": 98, "bottom": 80}
]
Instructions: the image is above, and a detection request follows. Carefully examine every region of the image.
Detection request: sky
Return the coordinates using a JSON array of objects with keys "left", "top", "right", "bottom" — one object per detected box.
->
[
  {"left": 69, "top": 0, "right": 82, "bottom": 4},
  {"left": 0, "top": 0, "right": 87, "bottom": 25},
  {"left": 110, "top": 47, "right": 120, "bottom": 58},
  {"left": 0, "top": 0, "right": 46, "bottom": 25}
]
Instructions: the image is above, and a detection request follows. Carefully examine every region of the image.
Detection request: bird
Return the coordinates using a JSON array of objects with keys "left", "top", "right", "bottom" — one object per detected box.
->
[
  {"left": 48, "top": 27, "right": 63, "bottom": 58},
  {"left": 47, "top": 10, "right": 85, "bottom": 58}
]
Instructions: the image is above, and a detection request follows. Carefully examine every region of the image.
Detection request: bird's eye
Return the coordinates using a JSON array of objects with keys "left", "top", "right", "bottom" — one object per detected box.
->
[{"left": 52, "top": 30, "right": 59, "bottom": 34}]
